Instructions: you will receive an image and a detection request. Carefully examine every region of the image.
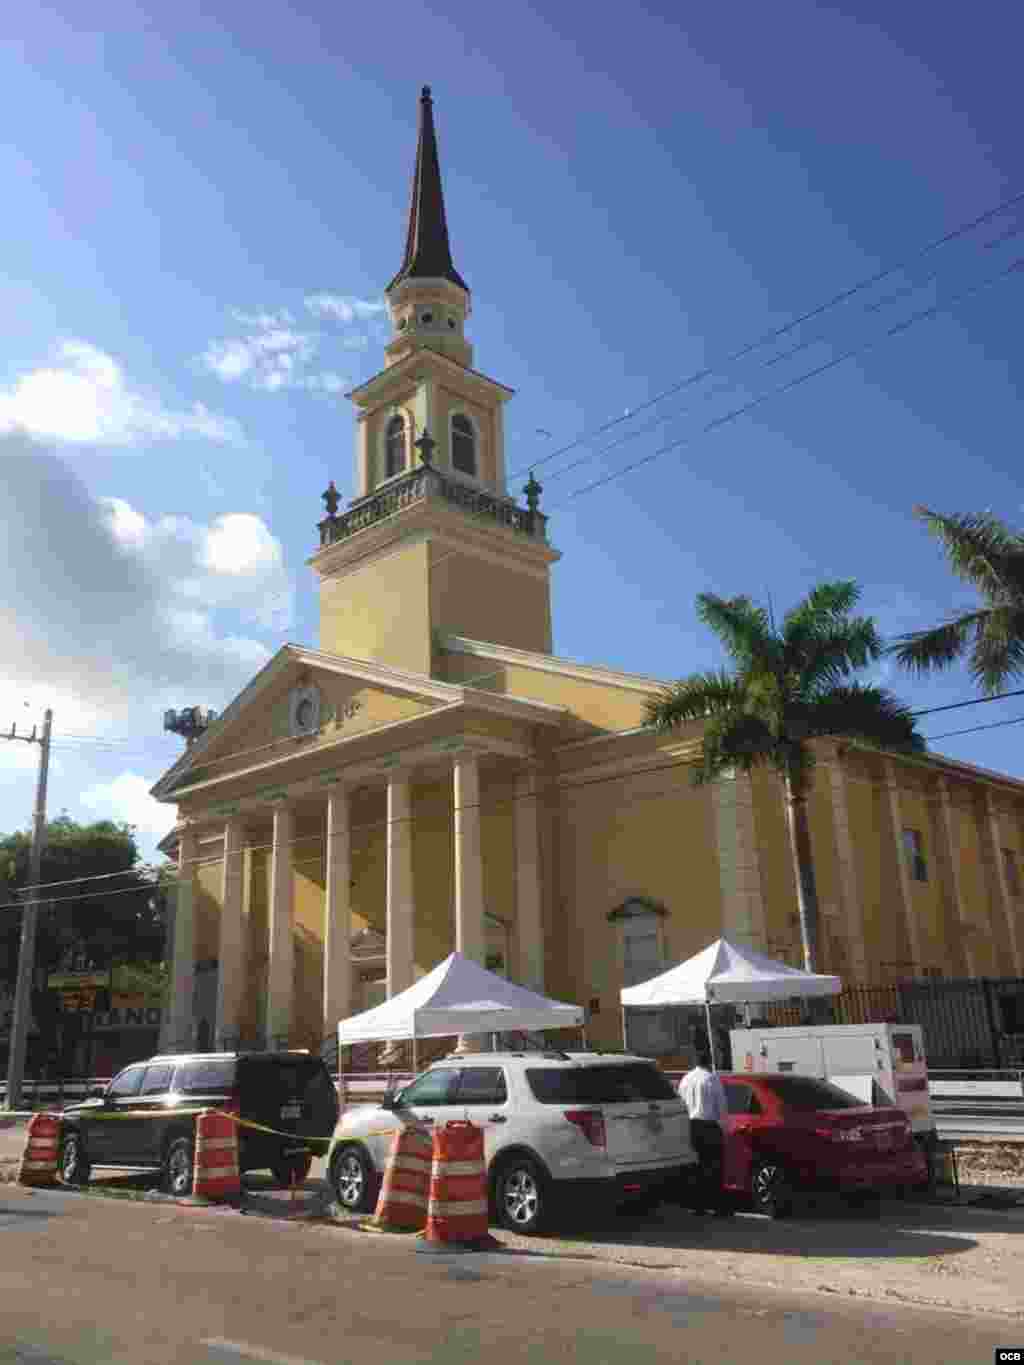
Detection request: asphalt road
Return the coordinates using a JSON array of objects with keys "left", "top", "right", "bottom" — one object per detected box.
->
[{"left": 0, "top": 1183, "right": 1018, "bottom": 1365}]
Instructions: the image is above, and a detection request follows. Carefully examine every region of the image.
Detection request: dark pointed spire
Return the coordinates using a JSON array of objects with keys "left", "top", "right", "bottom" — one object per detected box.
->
[{"left": 387, "top": 86, "right": 469, "bottom": 294}]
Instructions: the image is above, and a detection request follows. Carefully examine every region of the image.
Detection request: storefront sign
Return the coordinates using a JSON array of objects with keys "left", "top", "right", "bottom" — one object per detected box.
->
[{"left": 47, "top": 971, "right": 111, "bottom": 991}]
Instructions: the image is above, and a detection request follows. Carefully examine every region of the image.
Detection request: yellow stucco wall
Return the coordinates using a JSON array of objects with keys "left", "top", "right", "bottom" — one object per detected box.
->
[
  {"left": 428, "top": 546, "right": 553, "bottom": 657},
  {"left": 439, "top": 648, "right": 655, "bottom": 735},
  {"left": 240, "top": 846, "right": 270, "bottom": 1045},
  {"left": 411, "top": 777, "right": 455, "bottom": 975},
  {"left": 292, "top": 820, "right": 326, "bottom": 1051},
  {"left": 750, "top": 767, "right": 798, "bottom": 961},
  {"left": 555, "top": 758, "right": 722, "bottom": 1050},
  {"left": 319, "top": 539, "right": 432, "bottom": 672}
]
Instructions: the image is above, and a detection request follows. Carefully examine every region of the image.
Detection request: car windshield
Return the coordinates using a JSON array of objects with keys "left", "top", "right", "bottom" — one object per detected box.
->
[
  {"left": 526, "top": 1063, "right": 677, "bottom": 1104},
  {"left": 762, "top": 1076, "right": 864, "bottom": 1111}
]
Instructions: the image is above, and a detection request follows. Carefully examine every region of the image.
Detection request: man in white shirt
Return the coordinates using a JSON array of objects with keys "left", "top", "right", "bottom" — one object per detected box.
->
[{"left": 678, "top": 1046, "right": 731, "bottom": 1215}]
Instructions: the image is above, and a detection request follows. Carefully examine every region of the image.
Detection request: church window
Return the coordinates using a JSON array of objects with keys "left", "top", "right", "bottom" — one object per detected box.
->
[
  {"left": 385, "top": 414, "right": 407, "bottom": 478},
  {"left": 451, "top": 413, "right": 477, "bottom": 476},
  {"left": 622, "top": 913, "right": 663, "bottom": 988}
]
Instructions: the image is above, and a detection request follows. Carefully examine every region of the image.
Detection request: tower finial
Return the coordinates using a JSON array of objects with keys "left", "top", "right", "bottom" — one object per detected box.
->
[{"left": 386, "top": 86, "right": 468, "bottom": 294}]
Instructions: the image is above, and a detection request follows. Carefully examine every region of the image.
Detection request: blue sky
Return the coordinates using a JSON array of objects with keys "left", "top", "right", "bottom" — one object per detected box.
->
[{"left": 2, "top": 1, "right": 1023, "bottom": 863}]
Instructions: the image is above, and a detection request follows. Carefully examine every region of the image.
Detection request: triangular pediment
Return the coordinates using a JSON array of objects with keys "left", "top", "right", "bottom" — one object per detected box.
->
[
  {"left": 151, "top": 643, "right": 566, "bottom": 803},
  {"left": 151, "top": 645, "right": 465, "bottom": 800}
]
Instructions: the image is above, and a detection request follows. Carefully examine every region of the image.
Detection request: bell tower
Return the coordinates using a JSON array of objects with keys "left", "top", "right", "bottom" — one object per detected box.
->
[{"left": 310, "top": 86, "right": 560, "bottom": 677}]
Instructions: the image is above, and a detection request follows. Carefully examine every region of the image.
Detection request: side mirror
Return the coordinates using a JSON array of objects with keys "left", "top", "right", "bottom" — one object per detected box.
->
[{"left": 380, "top": 1090, "right": 402, "bottom": 1111}]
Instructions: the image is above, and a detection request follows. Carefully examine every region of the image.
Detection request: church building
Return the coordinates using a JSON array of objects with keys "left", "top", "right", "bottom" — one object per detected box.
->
[{"left": 153, "top": 87, "right": 1024, "bottom": 1061}]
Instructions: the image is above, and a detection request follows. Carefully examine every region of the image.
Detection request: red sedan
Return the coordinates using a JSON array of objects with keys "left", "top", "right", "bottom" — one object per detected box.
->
[{"left": 717, "top": 1072, "right": 928, "bottom": 1218}]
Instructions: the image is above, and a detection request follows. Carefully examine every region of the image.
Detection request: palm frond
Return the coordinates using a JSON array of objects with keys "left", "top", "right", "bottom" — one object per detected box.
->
[
  {"left": 695, "top": 712, "right": 777, "bottom": 785},
  {"left": 797, "top": 684, "right": 925, "bottom": 753},
  {"left": 889, "top": 610, "right": 989, "bottom": 678},
  {"left": 968, "top": 606, "right": 1024, "bottom": 695},
  {"left": 644, "top": 671, "right": 744, "bottom": 732},
  {"left": 793, "top": 616, "right": 883, "bottom": 694},
  {"left": 695, "top": 594, "right": 780, "bottom": 670},
  {"left": 915, "top": 507, "right": 1024, "bottom": 604},
  {"left": 783, "top": 580, "right": 861, "bottom": 631}
]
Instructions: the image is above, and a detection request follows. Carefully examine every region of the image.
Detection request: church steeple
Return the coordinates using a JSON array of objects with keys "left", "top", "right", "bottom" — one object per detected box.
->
[
  {"left": 384, "top": 87, "right": 472, "bottom": 371},
  {"left": 387, "top": 86, "right": 468, "bottom": 294}
]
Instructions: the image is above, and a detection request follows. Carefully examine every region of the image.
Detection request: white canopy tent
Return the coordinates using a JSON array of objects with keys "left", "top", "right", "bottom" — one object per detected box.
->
[
  {"left": 620, "top": 937, "right": 842, "bottom": 1070},
  {"left": 338, "top": 951, "right": 585, "bottom": 1069}
]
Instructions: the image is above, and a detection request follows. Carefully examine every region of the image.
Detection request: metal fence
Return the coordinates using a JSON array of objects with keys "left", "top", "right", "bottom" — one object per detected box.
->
[{"left": 761, "top": 976, "right": 1024, "bottom": 1070}]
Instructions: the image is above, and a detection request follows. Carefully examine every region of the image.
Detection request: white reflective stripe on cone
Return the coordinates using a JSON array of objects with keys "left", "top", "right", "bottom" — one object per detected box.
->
[
  {"left": 428, "top": 1199, "right": 488, "bottom": 1216},
  {"left": 28, "top": 1142, "right": 59, "bottom": 1153},
  {"left": 432, "top": 1160, "right": 485, "bottom": 1176},
  {"left": 392, "top": 1156, "right": 432, "bottom": 1174},
  {"left": 196, "top": 1138, "right": 238, "bottom": 1150},
  {"left": 382, "top": 1191, "right": 428, "bottom": 1209},
  {"left": 21, "top": 1160, "right": 58, "bottom": 1171},
  {"left": 197, "top": 1166, "right": 240, "bottom": 1179}
]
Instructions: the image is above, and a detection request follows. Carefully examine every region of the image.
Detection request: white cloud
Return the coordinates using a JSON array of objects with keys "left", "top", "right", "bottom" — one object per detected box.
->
[
  {"left": 301, "top": 372, "right": 349, "bottom": 394},
  {"left": 80, "top": 772, "right": 179, "bottom": 841},
  {"left": 199, "top": 324, "right": 318, "bottom": 393},
  {"left": 0, "top": 440, "right": 286, "bottom": 763},
  {"left": 199, "top": 301, "right": 368, "bottom": 397},
  {"left": 0, "top": 340, "right": 243, "bottom": 447},
  {"left": 304, "top": 293, "right": 386, "bottom": 323}
]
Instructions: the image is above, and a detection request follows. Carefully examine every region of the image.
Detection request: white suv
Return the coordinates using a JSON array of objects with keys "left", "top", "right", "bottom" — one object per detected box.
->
[{"left": 327, "top": 1050, "right": 698, "bottom": 1235}]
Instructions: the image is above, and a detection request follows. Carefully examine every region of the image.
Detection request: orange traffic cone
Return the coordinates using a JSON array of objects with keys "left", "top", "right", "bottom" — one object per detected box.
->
[
  {"left": 18, "top": 1112, "right": 61, "bottom": 1188},
  {"left": 417, "top": 1120, "right": 501, "bottom": 1254},
  {"left": 191, "top": 1109, "right": 241, "bottom": 1202},
  {"left": 362, "top": 1123, "right": 433, "bottom": 1233}
]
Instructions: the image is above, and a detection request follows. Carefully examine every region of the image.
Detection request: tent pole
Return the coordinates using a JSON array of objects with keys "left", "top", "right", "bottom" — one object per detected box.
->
[
  {"left": 412, "top": 1028, "right": 418, "bottom": 1075},
  {"left": 705, "top": 1000, "right": 717, "bottom": 1071},
  {"left": 621, "top": 1006, "right": 627, "bottom": 1051}
]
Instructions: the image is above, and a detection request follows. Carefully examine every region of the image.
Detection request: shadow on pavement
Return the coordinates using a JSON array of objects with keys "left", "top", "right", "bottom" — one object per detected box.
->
[{"left": 530, "top": 1199, "right": 981, "bottom": 1261}]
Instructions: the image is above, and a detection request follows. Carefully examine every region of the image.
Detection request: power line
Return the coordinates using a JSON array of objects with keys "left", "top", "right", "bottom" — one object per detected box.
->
[
  {"left": 923, "top": 713, "right": 1024, "bottom": 742},
  {"left": 505, "top": 187, "right": 1024, "bottom": 484},
  {"left": 553, "top": 251, "right": 1024, "bottom": 505}
]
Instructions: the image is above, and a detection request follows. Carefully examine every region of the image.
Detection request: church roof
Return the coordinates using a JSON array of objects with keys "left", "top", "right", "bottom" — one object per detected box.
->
[{"left": 386, "top": 86, "right": 469, "bottom": 295}]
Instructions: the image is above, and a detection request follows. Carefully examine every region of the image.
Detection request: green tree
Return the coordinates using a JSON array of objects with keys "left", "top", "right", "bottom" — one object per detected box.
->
[
  {"left": 0, "top": 816, "right": 168, "bottom": 1073},
  {"left": 891, "top": 507, "right": 1024, "bottom": 694},
  {"left": 645, "top": 583, "right": 925, "bottom": 973}
]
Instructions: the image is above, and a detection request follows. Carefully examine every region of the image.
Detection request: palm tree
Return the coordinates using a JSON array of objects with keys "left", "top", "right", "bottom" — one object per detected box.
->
[
  {"left": 645, "top": 582, "right": 924, "bottom": 973},
  {"left": 891, "top": 507, "right": 1024, "bottom": 695}
]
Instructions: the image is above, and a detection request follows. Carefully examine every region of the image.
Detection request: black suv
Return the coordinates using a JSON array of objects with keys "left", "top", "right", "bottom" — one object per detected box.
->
[{"left": 60, "top": 1051, "right": 340, "bottom": 1196}]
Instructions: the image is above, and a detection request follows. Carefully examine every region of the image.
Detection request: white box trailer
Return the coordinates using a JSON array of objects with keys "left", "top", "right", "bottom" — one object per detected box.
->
[{"left": 729, "top": 1023, "right": 935, "bottom": 1141}]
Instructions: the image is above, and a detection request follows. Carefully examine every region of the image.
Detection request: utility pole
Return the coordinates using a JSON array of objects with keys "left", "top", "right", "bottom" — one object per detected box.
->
[{"left": 3, "top": 708, "right": 53, "bottom": 1111}]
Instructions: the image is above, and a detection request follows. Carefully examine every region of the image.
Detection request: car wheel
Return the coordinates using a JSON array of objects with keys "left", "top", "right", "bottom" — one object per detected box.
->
[
  {"left": 493, "top": 1156, "right": 548, "bottom": 1236},
  {"left": 162, "top": 1137, "right": 194, "bottom": 1198},
  {"left": 329, "top": 1144, "right": 377, "bottom": 1213},
  {"left": 750, "top": 1159, "right": 794, "bottom": 1219},
  {"left": 59, "top": 1131, "right": 90, "bottom": 1186},
  {"left": 271, "top": 1154, "right": 314, "bottom": 1189}
]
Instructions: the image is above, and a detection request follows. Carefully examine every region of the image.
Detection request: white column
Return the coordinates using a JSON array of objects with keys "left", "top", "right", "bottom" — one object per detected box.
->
[
  {"left": 934, "top": 777, "right": 977, "bottom": 978},
  {"left": 386, "top": 775, "right": 415, "bottom": 998},
  {"left": 167, "top": 825, "right": 198, "bottom": 1053},
  {"left": 265, "top": 803, "right": 294, "bottom": 1051},
  {"left": 984, "top": 790, "right": 1023, "bottom": 976},
  {"left": 827, "top": 752, "right": 869, "bottom": 981},
  {"left": 883, "top": 760, "right": 923, "bottom": 976},
  {"left": 454, "top": 755, "right": 486, "bottom": 964},
  {"left": 711, "top": 771, "right": 767, "bottom": 949},
  {"left": 513, "top": 769, "right": 545, "bottom": 991},
  {"left": 214, "top": 818, "right": 246, "bottom": 1050},
  {"left": 324, "top": 789, "right": 353, "bottom": 1040}
]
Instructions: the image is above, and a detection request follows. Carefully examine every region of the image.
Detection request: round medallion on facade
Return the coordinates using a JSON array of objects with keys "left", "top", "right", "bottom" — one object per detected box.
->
[{"left": 289, "top": 685, "right": 321, "bottom": 738}]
